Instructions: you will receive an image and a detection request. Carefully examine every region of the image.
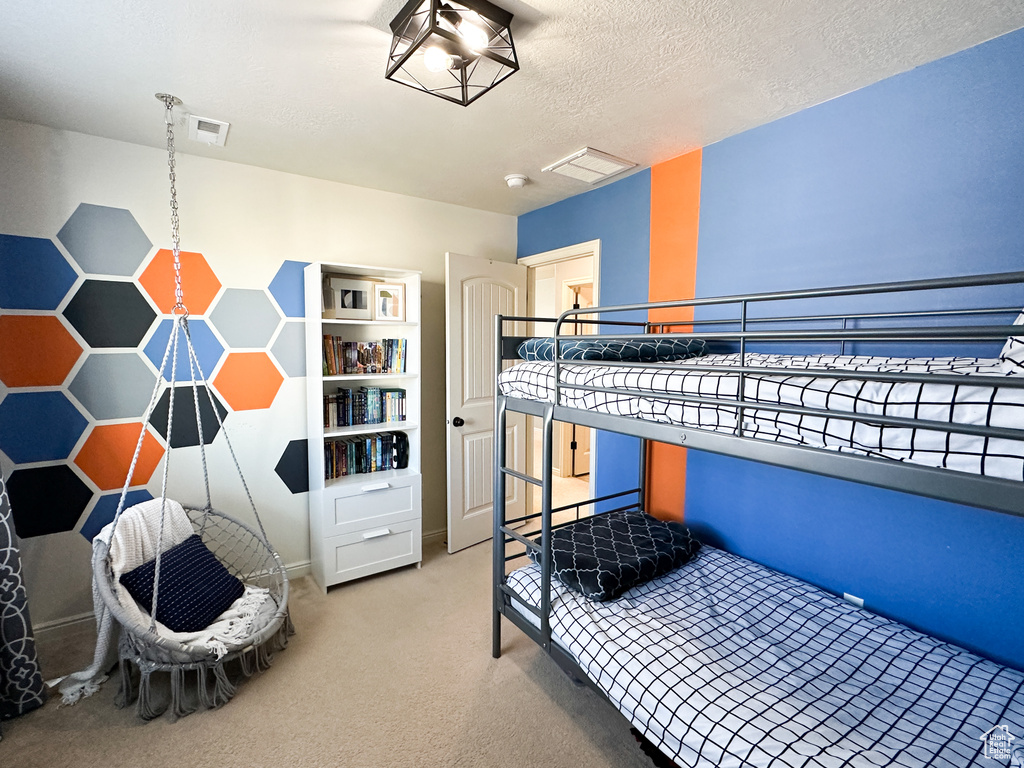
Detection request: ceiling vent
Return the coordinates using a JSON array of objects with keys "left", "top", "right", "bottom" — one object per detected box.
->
[
  {"left": 188, "top": 114, "right": 230, "bottom": 147},
  {"left": 541, "top": 147, "right": 636, "bottom": 184}
]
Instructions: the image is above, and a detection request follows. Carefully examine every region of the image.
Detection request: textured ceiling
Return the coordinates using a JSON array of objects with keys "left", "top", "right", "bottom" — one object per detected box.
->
[{"left": 2, "top": 0, "right": 1023, "bottom": 216}]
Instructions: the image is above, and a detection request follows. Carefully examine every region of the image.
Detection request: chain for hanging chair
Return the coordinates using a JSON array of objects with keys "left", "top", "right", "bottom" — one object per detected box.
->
[
  {"left": 108, "top": 94, "right": 272, "bottom": 633},
  {"left": 55, "top": 95, "right": 289, "bottom": 718}
]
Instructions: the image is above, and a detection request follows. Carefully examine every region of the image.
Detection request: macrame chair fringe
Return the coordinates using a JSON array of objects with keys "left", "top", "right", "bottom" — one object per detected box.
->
[
  {"left": 137, "top": 668, "right": 158, "bottom": 721},
  {"left": 115, "top": 657, "right": 134, "bottom": 709},
  {"left": 108, "top": 607, "right": 292, "bottom": 720},
  {"left": 196, "top": 664, "right": 213, "bottom": 710}
]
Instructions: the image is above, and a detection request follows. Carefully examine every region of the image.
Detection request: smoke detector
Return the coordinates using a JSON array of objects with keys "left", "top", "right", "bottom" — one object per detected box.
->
[
  {"left": 188, "top": 114, "right": 230, "bottom": 147},
  {"left": 542, "top": 147, "right": 636, "bottom": 184},
  {"left": 504, "top": 174, "right": 529, "bottom": 189}
]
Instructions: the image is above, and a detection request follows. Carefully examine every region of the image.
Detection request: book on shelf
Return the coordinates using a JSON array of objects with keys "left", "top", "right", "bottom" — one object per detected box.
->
[
  {"left": 321, "top": 336, "right": 408, "bottom": 376},
  {"left": 324, "top": 432, "right": 397, "bottom": 480},
  {"left": 323, "top": 387, "right": 406, "bottom": 429}
]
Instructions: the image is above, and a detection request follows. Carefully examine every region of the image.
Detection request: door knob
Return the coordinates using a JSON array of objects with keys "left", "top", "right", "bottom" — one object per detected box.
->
[{"left": 452, "top": 416, "right": 465, "bottom": 427}]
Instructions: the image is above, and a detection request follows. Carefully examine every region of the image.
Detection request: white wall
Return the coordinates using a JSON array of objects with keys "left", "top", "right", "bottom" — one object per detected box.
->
[{"left": 0, "top": 118, "right": 517, "bottom": 626}]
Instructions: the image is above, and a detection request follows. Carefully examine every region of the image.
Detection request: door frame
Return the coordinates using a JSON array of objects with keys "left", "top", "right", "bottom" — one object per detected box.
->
[{"left": 520, "top": 240, "right": 600, "bottom": 514}]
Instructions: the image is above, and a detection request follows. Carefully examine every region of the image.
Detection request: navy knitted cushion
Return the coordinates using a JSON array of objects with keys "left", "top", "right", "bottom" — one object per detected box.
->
[
  {"left": 535, "top": 510, "right": 702, "bottom": 601},
  {"left": 517, "top": 337, "right": 706, "bottom": 362},
  {"left": 1000, "top": 311, "right": 1024, "bottom": 374},
  {"left": 119, "top": 534, "right": 245, "bottom": 633}
]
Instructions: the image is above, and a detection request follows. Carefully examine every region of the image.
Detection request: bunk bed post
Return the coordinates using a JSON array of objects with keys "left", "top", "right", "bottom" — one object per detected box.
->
[
  {"left": 638, "top": 438, "right": 647, "bottom": 515},
  {"left": 737, "top": 299, "right": 747, "bottom": 438},
  {"left": 639, "top": 319, "right": 651, "bottom": 515},
  {"left": 492, "top": 314, "right": 507, "bottom": 659},
  {"left": 539, "top": 403, "right": 555, "bottom": 650}
]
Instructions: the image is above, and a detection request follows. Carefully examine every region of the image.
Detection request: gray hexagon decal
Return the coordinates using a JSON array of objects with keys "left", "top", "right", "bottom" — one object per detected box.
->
[
  {"left": 70, "top": 352, "right": 158, "bottom": 420},
  {"left": 210, "top": 288, "right": 281, "bottom": 348},
  {"left": 57, "top": 203, "right": 153, "bottom": 276},
  {"left": 270, "top": 321, "right": 306, "bottom": 377}
]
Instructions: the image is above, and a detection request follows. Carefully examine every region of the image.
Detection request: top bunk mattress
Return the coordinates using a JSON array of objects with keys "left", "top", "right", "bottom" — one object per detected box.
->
[
  {"left": 505, "top": 546, "right": 1024, "bottom": 768},
  {"left": 497, "top": 352, "right": 1024, "bottom": 481}
]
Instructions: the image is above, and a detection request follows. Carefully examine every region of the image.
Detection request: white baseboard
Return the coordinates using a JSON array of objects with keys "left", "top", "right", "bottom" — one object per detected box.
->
[
  {"left": 422, "top": 527, "right": 446, "bottom": 545},
  {"left": 34, "top": 560, "right": 314, "bottom": 638},
  {"left": 34, "top": 611, "right": 96, "bottom": 637},
  {"left": 284, "top": 559, "right": 312, "bottom": 579}
]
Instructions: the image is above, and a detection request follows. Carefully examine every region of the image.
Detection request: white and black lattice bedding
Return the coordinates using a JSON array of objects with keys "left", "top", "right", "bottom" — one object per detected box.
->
[
  {"left": 505, "top": 546, "right": 1024, "bottom": 767},
  {"left": 498, "top": 353, "right": 1024, "bottom": 481}
]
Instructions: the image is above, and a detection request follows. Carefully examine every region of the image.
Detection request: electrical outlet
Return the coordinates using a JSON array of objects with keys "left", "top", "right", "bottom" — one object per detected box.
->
[{"left": 843, "top": 593, "right": 865, "bottom": 609}]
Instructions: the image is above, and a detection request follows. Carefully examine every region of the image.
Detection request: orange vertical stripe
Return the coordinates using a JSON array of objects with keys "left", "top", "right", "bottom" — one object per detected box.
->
[{"left": 647, "top": 150, "right": 702, "bottom": 522}]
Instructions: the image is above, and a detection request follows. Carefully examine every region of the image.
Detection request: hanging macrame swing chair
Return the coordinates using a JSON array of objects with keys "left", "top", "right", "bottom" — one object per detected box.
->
[{"left": 59, "top": 94, "right": 291, "bottom": 719}]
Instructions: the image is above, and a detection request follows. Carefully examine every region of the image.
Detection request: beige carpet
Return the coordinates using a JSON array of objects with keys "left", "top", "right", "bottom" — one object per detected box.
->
[{"left": 4, "top": 537, "right": 656, "bottom": 768}]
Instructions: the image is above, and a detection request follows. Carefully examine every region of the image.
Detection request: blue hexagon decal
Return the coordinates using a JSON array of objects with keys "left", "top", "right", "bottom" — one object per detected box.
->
[
  {"left": 144, "top": 318, "right": 224, "bottom": 382},
  {"left": 0, "top": 392, "right": 89, "bottom": 464},
  {"left": 80, "top": 488, "right": 153, "bottom": 542},
  {"left": 57, "top": 203, "right": 152, "bottom": 276},
  {"left": 268, "top": 260, "right": 309, "bottom": 318},
  {"left": 0, "top": 234, "right": 78, "bottom": 310}
]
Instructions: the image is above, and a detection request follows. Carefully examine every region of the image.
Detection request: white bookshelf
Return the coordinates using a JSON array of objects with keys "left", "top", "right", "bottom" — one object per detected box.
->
[{"left": 304, "top": 262, "right": 422, "bottom": 591}]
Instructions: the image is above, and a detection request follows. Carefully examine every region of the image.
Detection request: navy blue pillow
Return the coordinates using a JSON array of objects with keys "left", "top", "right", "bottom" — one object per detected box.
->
[
  {"left": 119, "top": 534, "right": 245, "bottom": 633},
  {"left": 534, "top": 510, "right": 702, "bottom": 601},
  {"left": 517, "top": 337, "right": 706, "bottom": 362}
]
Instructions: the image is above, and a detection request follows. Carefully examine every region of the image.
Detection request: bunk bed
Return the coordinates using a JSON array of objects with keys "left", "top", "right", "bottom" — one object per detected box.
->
[{"left": 491, "top": 271, "right": 1024, "bottom": 768}]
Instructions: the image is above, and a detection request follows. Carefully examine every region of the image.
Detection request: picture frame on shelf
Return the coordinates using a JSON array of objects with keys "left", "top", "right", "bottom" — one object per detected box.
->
[
  {"left": 373, "top": 282, "right": 406, "bottom": 322},
  {"left": 326, "top": 277, "right": 373, "bottom": 320}
]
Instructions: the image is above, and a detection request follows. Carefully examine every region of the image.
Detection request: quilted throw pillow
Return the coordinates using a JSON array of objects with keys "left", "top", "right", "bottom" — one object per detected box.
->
[
  {"left": 537, "top": 510, "right": 702, "bottom": 601},
  {"left": 517, "top": 337, "right": 706, "bottom": 362},
  {"left": 119, "top": 534, "right": 245, "bottom": 633},
  {"left": 1000, "top": 311, "right": 1024, "bottom": 374}
]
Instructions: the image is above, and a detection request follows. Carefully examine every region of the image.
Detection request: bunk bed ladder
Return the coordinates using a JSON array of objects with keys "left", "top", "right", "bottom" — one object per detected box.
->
[{"left": 494, "top": 312, "right": 554, "bottom": 658}]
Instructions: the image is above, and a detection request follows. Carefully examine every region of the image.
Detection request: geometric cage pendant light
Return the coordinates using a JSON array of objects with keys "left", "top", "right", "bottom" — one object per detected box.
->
[{"left": 386, "top": 0, "right": 519, "bottom": 106}]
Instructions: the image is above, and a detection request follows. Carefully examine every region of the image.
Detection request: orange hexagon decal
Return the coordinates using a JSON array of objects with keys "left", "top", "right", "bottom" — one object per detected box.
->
[
  {"left": 139, "top": 249, "right": 222, "bottom": 315},
  {"left": 214, "top": 352, "right": 283, "bottom": 411},
  {"left": 75, "top": 423, "right": 165, "bottom": 491},
  {"left": 0, "top": 315, "right": 83, "bottom": 387}
]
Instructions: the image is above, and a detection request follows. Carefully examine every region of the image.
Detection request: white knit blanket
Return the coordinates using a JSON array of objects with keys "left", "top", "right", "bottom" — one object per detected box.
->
[{"left": 58, "top": 498, "right": 270, "bottom": 704}]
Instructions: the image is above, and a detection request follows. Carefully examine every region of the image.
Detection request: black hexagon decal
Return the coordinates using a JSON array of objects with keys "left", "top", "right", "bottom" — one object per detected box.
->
[
  {"left": 7, "top": 464, "right": 93, "bottom": 538},
  {"left": 275, "top": 439, "right": 309, "bottom": 494},
  {"left": 151, "top": 385, "right": 228, "bottom": 448},
  {"left": 63, "top": 279, "right": 157, "bottom": 348}
]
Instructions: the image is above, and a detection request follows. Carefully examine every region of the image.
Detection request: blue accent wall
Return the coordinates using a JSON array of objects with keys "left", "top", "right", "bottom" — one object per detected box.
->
[
  {"left": 689, "top": 29, "right": 1024, "bottom": 669},
  {"left": 517, "top": 171, "right": 652, "bottom": 507}
]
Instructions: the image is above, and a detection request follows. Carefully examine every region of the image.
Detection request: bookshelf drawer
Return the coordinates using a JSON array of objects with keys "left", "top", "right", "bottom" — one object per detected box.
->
[
  {"left": 327, "top": 518, "right": 422, "bottom": 584},
  {"left": 325, "top": 473, "right": 421, "bottom": 537}
]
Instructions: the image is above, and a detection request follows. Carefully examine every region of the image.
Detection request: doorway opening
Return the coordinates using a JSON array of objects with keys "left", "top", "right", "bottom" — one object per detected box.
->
[{"left": 520, "top": 240, "right": 600, "bottom": 520}]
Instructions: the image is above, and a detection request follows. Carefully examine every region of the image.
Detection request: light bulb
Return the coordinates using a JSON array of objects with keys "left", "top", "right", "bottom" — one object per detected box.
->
[
  {"left": 459, "top": 19, "right": 489, "bottom": 52},
  {"left": 423, "top": 45, "right": 452, "bottom": 73}
]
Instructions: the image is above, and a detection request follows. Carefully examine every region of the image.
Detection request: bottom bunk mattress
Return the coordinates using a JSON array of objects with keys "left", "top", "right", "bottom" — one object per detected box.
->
[
  {"left": 505, "top": 546, "right": 1024, "bottom": 767},
  {"left": 497, "top": 353, "right": 1024, "bottom": 481}
]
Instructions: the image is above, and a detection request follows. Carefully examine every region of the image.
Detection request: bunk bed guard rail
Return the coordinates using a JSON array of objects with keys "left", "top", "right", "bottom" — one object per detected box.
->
[{"left": 494, "top": 269, "right": 1024, "bottom": 521}]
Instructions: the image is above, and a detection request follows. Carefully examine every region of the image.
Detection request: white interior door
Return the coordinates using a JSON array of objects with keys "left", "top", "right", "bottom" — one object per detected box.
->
[{"left": 445, "top": 253, "right": 527, "bottom": 553}]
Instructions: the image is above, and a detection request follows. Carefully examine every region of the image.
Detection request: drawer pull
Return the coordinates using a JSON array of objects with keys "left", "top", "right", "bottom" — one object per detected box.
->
[
  {"left": 362, "top": 528, "right": 392, "bottom": 540},
  {"left": 361, "top": 482, "right": 392, "bottom": 493}
]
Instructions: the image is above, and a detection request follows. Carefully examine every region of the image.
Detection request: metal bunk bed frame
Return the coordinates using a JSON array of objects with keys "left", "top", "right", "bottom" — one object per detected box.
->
[{"left": 491, "top": 270, "right": 1024, "bottom": 677}]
